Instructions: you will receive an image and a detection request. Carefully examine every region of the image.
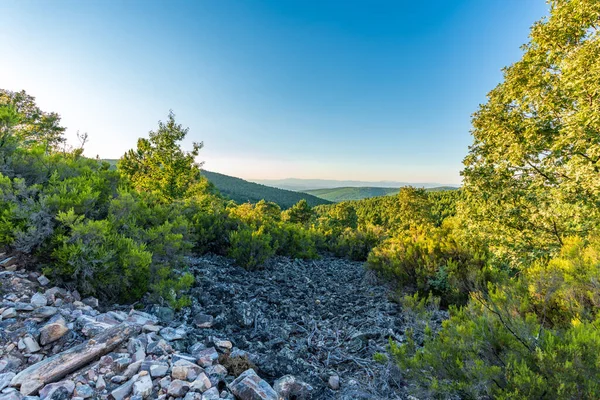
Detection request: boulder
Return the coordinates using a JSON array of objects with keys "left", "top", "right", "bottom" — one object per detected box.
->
[
  {"left": 273, "top": 375, "right": 313, "bottom": 400},
  {"left": 30, "top": 293, "right": 47, "bottom": 308},
  {"left": 167, "top": 379, "right": 190, "bottom": 397},
  {"left": 132, "top": 374, "right": 153, "bottom": 398},
  {"left": 229, "top": 369, "right": 278, "bottom": 400},
  {"left": 39, "top": 320, "right": 68, "bottom": 345}
]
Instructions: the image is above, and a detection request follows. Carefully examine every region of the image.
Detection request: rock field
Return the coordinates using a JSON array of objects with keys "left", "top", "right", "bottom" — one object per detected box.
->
[{"left": 0, "top": 253, "right": 435, "bottom": 400}]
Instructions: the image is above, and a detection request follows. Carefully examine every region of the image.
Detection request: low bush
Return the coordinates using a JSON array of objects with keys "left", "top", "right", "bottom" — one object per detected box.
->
[{"left": 228, "top": 225, "right": 275, "bottom": 269}]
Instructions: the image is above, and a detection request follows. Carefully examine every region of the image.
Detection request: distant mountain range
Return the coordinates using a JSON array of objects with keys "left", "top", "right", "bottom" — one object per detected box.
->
[
  {"left": 251, "top": 178, "right": 460, "bottom": 192},
  {"left": 304, "top": 186, "right": 458, "bottom": 202},
  {"left": 102, "top": 159, "right": 457, "bottom": 206},
  {"left": 200, "top": 170, "right": 331, "bottom": 209}
]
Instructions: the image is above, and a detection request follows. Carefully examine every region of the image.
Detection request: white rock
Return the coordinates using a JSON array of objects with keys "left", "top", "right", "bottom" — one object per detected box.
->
[
  {"left": 133, "top": 374, "right": 153, "bottom": 398},
  {"left": 30, "top": 293, "right": 48, "bottom": 307},
  {"left": 23, "top": 336, "right": 41, "bottom": 353}
]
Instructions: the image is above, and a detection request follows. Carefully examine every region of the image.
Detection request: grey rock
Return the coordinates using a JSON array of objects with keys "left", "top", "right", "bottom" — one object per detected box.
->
[
  {"left": 189, "top": 372, "right": 211, "bottom": 393},
  {"left": 0, "top": 372, "right": 16, "bottom": 391},
  {"left": 37, "top": 276, "right": 50, "bottom": 286},
  {"left": 229, "top": 369, "right": 278, "bottom": 400},
  {"left": 273, "top": 375, "right": 313, "bottom": 400},
  {"left": 328, "top": 375, "right": 340, "bottom": 390},
  {"left": 159, "top": 326, "right": 186, "bottom": 341},
  {"left": 1, "top": 308, "right": 17, "bottom": 319},
  {"left": 132, "top": 374, "right": 153, "bottom": 398},
  {"left": 149, "top": 363, "right": 169, "bottom": 378},
  {"left": 30, "top": 307, "right": 58, "bottom": 319},
  {"left": 167, "top": 379, "right": 190, "bottom": 397},
  {"left": 172, "top": 360, "right": 202, "bottom": 381},
  {"left": 184, "top": 392, "right": 202, "bottom": 400},
  {"left": 123, "top": 361, "right": 142, "bottom": 379},
  {"left": 201, "top": 387, "right": 220, "bottom": 400},
  {"left": 23, "top": 336, "right": 41, "bottom": 353},
  {"left": 96, "top": 376, "right": 106, "bottom": 391},
  {"left": 81, "top": 298, "right": 98, "bottom": 308},
  {"left": 158, "top": 376, "right": 171, "bottom": 389},
  {"left": 0, "top": 391, "right": 23, "bottom": 400},
  {"left": 193, "top": 314, "right": 214, "bottom": 328},
  {"left": 109, "top": 374, "right": 138, "bottom": 400},
  {"left": 196, "top": 347, "right": 218, "bottom": 367},
  {"left": 38, "top": 380, "right": 75, "bottom": 400},
  {"left": 30, "top": 293, "right": 47, "bottom": 308},
  {"left": 39, "top": 320, "right": 68, "bottom": 345},
  {"left": 146, "top": 339, "right": 172, "bottom": 355},
  {"left": 73, "top": 384, "right": 93, "bottom": 399}
]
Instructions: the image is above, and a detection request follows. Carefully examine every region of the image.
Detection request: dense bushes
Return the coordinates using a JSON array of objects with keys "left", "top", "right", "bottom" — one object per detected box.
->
[
  {"left": 391, "top": 237, "right": 600, "bottom": 399},
  {"left": 367, "top": 221, "right": 492, "bottom": 305}
]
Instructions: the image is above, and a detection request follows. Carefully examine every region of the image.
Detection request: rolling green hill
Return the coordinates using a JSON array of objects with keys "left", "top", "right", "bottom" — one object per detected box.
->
[
  {"left": 201, "top": 170, "right": 331, "bottom": 208},
  {"left": 102, "top": 160, "right": 330, "bottom": 209},
  {"left": 305, "top": 186, "right": 458, "bottom": 202}
]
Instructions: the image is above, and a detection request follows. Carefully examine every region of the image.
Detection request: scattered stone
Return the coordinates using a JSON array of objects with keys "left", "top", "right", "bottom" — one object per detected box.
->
[
  {"left": 81, "top": 298, "right": 98, "bottom": 308},
  {"left": 96, "top": 376, "right": 106, "bottom": 391},
  {"left": 193, "top": 314, "right": 214, "bottom": 328},
  {"left": 273, "top": 375, "right": 313, "bottom": 400},
  {"left": 37, "top": 276, "right": 50, "bottom": 286},
  {"left": 38, "top": 380, "right": 75, "bottom": 400},
  {"left": 213, "top": 339, "right": 232, "bottom": 351},
  {"left": 132, "top": 374, "right": 153, "bottom": 398},
  {"left": 30, "top": 293, "right": 48, "bottom": 308},
  {"left": 196, "top": 347, "right": 218, "bottom": 367},
  {"left": 39, "top": 320, "right": 69, "bottom": 345},
  {"left": 189, "top": 372, "right": 212, "bottom": 393},
  {"left": 146, "top": 339, "right": 172, "bottom": 356},
  {"left": 0, "top": 391, "right": 23, "bottom": 400},
  {"left": 328, "top": 375, "right": 340, "bottom": 390},
  {"left": 109, "top": 374, "right": 138, "bottom": 400},
  {"left": 0, "top": 372, "right": 16, "bottom": 391},
  {"left": 167, "top": 379, "right": 190, "bottom": 397},
  {"left": 229, "top": 369, "right": 278, "bottom": 400},
  {"left": 29, "top": 307, "right": 58, "bottom": 319},
  {"left": 149, "top": 363, "right": 169, "bottom": 378},
  {"left": 73, "top": 384, "right": 93, "bottom": 399},
  {"left": 159, "top": 326, "right": 186, "bottom": 341},
  {"left": 1, "top": 307, "right": 17, "bottom": 319},
  {"left": 201, "top": 387, "right": 220, "bottom": 400},
  {"left": 23, "top": 337, "right": 41, "bottom": 353}
]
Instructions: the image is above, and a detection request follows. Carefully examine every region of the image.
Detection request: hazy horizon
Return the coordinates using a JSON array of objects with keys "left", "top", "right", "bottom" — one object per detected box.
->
[{"left": 1, "top": 0, "right": 548, "bottom": 182}]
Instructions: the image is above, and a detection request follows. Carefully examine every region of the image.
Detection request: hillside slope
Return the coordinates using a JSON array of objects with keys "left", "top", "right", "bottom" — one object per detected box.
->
[
  {"left": 201, "top": 170, "right": 331, "bottom": 209},
  {"left": 306, "top": 186, "right": 458, "bottom": 202}
]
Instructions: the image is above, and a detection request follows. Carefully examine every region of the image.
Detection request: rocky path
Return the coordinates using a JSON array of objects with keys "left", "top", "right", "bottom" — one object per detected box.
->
[
  {"left": 184, "top": 255, "right": 407, "bottom": 399},
  {"left": 0, "top": 254, "right": 416, "bottom": 400}
]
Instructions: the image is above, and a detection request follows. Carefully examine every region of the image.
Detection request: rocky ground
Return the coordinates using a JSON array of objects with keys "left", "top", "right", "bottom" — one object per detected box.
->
[{"left": 0, "top": 253, "right": 444, "bottom": 400}]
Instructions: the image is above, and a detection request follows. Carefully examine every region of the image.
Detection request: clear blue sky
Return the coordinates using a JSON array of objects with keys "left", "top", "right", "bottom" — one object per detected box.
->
[{"left": 0, "top": 0, "right": 548, "bottom": 184}]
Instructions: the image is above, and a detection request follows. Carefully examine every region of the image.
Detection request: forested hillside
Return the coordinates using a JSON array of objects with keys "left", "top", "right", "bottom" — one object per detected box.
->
[
  {"left": 305, "top": 186, "right": 457, "bottom": 202},
  {"left": 201, "top": 170, "right": 331, "bottom": 208}
]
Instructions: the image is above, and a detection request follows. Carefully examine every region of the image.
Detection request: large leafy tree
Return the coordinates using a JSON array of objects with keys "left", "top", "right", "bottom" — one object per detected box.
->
[
  {"left": 461, "top": 0, "right": 600, "bottom": 263},
  {"left": 0, "top": 89, "right": 66, "bottom": 150},
  {"left": 119, "top": 111, "right": 206, "bottom": 202}
]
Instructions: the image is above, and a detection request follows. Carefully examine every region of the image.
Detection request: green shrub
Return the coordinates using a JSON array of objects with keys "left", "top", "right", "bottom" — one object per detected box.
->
[
  {"left": 151, "top": 269, "right": 195, "bottom": 310},
  {"left": 49, "top": 211, "right": 152, "bottom": 302},
  {"left": 367, "top": 223, "right": 491, "bottom": 305},
  {"left": 228, "top": 225, "right": 274, "bottom": 269},
  {"left": 334, "top": 225, "right": 385, "bottom": 261},
  {"left": 272, "top": 222, "right": 319, "bottom": 260},
  {"left": 391, "top": 236, "right": 600, "bottom": 399}
]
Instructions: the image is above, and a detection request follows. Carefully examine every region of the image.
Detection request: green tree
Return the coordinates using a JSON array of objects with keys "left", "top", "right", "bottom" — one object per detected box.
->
[
  {"left": 283, "top": 199, "right": 314, "bottom": 224},
  {"left": 119, "top": 111, "right": 205, "bottom": 202},
  {"left": 461, "top": 0, "right": 600, "bottom": 263},
  {"left": 0, "top": 90, "right": 65, "bottom": 150}
]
